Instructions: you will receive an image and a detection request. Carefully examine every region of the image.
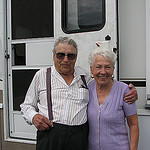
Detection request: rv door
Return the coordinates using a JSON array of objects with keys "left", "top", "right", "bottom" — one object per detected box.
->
[{"left": 6, "top": 0, "right": 117, "bottom": 140}]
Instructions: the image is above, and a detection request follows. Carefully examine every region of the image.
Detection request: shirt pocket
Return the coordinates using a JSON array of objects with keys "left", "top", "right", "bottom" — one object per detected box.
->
[
  {"left": 38, "top": 88, "right": 47, "bottom": 106},
  {"left": 72, "top": 88, "right": 89, "bottom": 104}
]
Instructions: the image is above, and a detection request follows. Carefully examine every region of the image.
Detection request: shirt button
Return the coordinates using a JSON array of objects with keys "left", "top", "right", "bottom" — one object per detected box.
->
[{"left": 68, "top": 94, "right": 71, "bottom": 98}]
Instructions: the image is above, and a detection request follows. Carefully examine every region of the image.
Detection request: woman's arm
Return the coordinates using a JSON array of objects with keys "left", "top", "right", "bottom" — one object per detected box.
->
[{"left": 126, "top": 113, "right": 139, "bottom": 150}]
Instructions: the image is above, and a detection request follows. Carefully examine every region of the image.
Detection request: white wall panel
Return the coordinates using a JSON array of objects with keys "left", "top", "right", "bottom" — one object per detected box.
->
[
  {"left": 26, "top": 41, "right": 54, "bottom": 66},
  {"left": 119, "top": 0, "right": 146, "bottom": 79}
]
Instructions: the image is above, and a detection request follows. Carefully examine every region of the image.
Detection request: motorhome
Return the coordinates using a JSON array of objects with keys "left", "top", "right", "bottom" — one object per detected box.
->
[{"left": 0, "top": 0, "right": 150, "bottom": 150}]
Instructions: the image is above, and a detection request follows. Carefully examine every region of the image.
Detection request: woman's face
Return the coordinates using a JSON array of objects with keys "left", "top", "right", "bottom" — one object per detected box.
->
[{"left": 90, "top": 55, "right": 114, "bottom": 87}]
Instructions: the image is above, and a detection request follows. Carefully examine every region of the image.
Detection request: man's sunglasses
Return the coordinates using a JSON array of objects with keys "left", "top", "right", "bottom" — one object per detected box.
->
[{"left": 56, "top": 52, "right": 76, "bottom": 60}]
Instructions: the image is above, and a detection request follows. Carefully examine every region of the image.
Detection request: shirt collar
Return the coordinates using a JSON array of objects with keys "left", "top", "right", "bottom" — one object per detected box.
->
[{"left": 51, "top": 65, "right": 86, "bottom": 77}]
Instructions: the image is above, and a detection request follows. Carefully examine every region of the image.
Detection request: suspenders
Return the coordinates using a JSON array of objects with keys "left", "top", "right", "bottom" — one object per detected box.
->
[
  {"left": 80, "top": 75, "right": 88, "bottom": 89},
  {"left": 46, "top": 67, "right": 53, "bottom": 120},
  {"left": 46, "top": 67, "right": 88, "bottom": 120}
]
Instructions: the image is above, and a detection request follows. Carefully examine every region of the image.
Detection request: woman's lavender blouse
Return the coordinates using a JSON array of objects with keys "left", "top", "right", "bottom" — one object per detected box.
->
[{"left": 87, "top": 79, "right": 137, "bottom": 150}]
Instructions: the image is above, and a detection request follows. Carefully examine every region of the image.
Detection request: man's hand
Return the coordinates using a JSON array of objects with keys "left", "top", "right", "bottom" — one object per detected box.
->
[
  {"left": 33, "top": 114, "right": 53, "bottom": 131},
  {"left": 124, "top": 83, "right": 138, "bottom": 104}
]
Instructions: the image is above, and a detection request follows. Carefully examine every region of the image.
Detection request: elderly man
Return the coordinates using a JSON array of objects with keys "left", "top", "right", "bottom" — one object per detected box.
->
[{"left": 20, "top": 37, "right": 137, "bottom": 150}]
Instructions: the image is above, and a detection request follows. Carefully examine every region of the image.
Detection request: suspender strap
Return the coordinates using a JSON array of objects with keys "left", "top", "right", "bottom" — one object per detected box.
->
[
  {"left": 46, "top": 67, "right": 53, "bottom": 120},
  {"left": 80, "top": 75, "right": 88, "bottom": 89}
]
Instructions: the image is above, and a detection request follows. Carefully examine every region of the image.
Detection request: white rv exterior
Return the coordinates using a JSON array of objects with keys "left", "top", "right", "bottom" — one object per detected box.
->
[{"left": 0, "top": 0, "right": 150, "bottom": 149}]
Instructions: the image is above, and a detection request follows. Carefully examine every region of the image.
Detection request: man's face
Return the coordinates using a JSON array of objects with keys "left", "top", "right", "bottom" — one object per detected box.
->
[{"left": 53, "top": 43, "right": 77, "bottom": 76}]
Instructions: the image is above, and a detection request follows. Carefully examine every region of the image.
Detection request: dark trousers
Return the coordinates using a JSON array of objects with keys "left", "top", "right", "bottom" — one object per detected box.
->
[{"left": 36, "top": 122, "right": 88, "bottom": 150}]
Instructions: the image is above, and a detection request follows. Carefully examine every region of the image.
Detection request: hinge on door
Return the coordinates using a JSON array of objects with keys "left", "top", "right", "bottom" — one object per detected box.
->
[
  {"left": 113, "top": 48, "right": 118, "bottom": 54},
  {"left": 5, "top": 54, "right": 10, "bottom": 59},
  {"left": 147, "top": 94, "right": 150, "bottom": 100},
  {"left": 145, "top": 94, "right": 150, "bottom": 109}
]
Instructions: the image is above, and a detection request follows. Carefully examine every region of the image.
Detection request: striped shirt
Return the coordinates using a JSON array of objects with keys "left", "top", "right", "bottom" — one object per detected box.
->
[{"left": 20, "top": 65, "right": 91, "bottom": 126}]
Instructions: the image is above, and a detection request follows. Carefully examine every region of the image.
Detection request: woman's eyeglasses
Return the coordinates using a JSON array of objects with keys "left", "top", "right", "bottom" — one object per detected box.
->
[{"left": 56, "top": 52, "right": 76, "bottom": 60}]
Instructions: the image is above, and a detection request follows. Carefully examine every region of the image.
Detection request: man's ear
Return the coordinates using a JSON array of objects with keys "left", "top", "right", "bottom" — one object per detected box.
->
[
  {"left": 75, "top": 54, "right": 77, "bottom": 61},
  {"left": 53, "top": 53, "right": 55, "bottom": 60}
]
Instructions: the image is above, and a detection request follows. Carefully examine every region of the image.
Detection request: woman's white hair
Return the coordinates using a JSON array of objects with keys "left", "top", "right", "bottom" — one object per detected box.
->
[{"left": 88, "top": 46, "right": 117, "bottom": 67}]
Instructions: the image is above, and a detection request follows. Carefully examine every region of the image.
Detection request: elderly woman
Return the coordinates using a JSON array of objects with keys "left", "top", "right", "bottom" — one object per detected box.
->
[{"left": 87, "top": 47, "right": 139, "bottom": 150}]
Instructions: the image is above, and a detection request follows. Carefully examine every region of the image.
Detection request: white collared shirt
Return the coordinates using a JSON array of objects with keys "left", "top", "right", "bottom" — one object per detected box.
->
[{"left": 20, "top": 65, "right": 91, "bottom": 125}]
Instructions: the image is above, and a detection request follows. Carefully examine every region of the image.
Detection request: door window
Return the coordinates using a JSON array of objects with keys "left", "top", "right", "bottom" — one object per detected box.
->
[{"left": 62, "top": 0, "right": 105, "bottom": 33}]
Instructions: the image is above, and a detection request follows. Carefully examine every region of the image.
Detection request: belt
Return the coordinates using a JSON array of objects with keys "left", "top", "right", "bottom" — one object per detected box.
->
[{"left": 52, "top": 122, "right": 88, "bottom": 130}]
